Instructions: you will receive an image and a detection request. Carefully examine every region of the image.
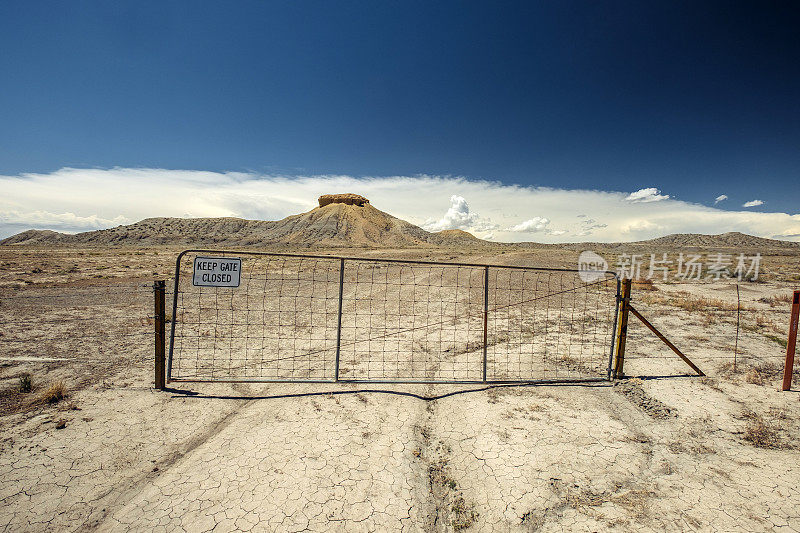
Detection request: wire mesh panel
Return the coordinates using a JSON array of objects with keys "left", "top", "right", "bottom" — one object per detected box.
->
[
  {"left": 487, "top": 269, "right": 618, "bottom": 381},
  {"left": 170, "top": 253, "right": 341, "bottom": 381},
  {"left": 168, "top": 250, "right": 619, "bottom": 383},
  {"left": 338, "top": 260, "right": 486, "bottom": 382}
]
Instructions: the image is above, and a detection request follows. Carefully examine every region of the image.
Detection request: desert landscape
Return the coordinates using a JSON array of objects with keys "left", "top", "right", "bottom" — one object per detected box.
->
[{"left": 0, "top": 196, "right": 798, "bottom": 532}]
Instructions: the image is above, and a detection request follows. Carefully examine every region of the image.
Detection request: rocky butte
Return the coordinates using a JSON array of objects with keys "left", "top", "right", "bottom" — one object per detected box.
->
[{"left": 318, "top": 193, "right": 370, "bottom": 207}]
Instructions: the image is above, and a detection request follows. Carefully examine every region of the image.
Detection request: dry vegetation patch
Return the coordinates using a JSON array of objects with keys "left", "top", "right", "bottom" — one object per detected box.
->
[
  {"left": 758, "top": 293, "right": 796, "bottom": 307},
  {"left": 741, "top": 410, "right": 787, "bottom": 449},
  {"left": 637, "top": 290, "right": 740, "bottom": 312},
  {"left": 37, "top": 380, "right": 67, "bottom": 404},
  {"left": 743, "top": 361, "right": 794, "bottom": 385},
  {"left": 632, "top": 279, "right": 658, "bottom": 292}
]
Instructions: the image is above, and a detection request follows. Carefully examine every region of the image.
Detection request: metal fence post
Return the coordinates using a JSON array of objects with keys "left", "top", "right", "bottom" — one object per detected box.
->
[
  {"left": 612, "top": 278, "right": 631, "bottom": 380},
  {"left": 153, "top": 280, "right": 166, "bottom": 390},
  {"left": 482, "top": 266, "right": 489, "bottom": 382},
  {"left": 335, "top": 258, "right": 345, "bottom": 382},
  {"left": 780, "top": 290, "right": 800, "bottom": 391}
]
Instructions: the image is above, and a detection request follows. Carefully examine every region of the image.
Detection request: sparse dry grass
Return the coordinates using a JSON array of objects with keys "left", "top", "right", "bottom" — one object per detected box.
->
[
  {"left": 759, "top": 293, "right": 795, "bottom": 307},
  {"left": 741, "top": 410, "right": 784, "bottom": 449},
  {"left": 37, "top": 381, "right": 67, "bottom": 404},
  {"left": 745, "top": 362, "right": 785, "bottom": 385},
  {"left": 637, "top": 290, "right": 740, "bottom": 313}
]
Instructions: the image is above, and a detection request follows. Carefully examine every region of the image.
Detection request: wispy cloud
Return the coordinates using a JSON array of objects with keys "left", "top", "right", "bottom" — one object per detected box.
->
[
  {"left": 0, "top": 167, "right": 798, "bottom": 242},
  {"left": 624, "top": 187, "right": 670, "bottom": 203},
  {"left": 714, "top": 194, "right": 728, "bottom": 204},
  {"left": 575, "top": 218, "right": 608, "bottom": 236},
  {"left": 743, "top": 199, "right": 764, "bottom": 208}
]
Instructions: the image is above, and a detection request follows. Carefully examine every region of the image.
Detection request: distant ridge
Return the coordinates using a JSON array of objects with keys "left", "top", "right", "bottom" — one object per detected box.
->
[
  {"left": 2, "top": 202, "right": 797, "bottom": 250},
  {"left": 1, "top": 198, "right": 492, "bottom": 248},
  {"left": 632, "top": 231, "right": 800, "bottom": 249}
]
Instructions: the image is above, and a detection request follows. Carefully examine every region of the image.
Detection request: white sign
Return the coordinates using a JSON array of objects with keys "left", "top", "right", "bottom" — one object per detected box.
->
[{"left": 192, "top": 257, "right": 241, "bottom": 287}]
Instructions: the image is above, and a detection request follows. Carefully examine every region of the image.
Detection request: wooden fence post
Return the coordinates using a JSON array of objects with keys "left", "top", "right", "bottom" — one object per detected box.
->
[{"left": 612, "top": 279, "right": 632, "bottom": 379}]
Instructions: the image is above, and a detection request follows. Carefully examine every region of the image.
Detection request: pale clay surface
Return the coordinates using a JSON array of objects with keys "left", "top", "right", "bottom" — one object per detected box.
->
[{"left": 1, "top": 371, "right": 799, "bottom": 532}]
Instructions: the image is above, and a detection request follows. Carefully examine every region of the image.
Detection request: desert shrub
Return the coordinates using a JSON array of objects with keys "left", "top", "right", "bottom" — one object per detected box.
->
[
  {"left": 18, "top": 373, "right": 32, "bottom": 393},
  {"left": 759, "top": 293, "right": 795, "bottom": 307},
  {"left": 755, "top": 314, "right": 773, "bottom": 328},
  {"left": 742, "top": 411, "right": 782, "bottom": 449},
  {"left": 39, "top": 381, "right": 66, "bottom": 404},
  {"left": 744, "top": 361, "right": 794, "bottom": 385},
  {"left": 764, "top": 334, "right": 788, "bottom": 349}
]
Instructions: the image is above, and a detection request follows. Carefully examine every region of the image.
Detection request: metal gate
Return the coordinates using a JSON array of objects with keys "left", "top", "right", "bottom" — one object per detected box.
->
[{"left": 167, "top": 250, "right": 619, "bottom": 384}]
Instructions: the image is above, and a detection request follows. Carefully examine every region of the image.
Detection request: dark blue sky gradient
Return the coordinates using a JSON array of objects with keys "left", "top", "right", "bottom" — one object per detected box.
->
[{"left": 1, "top": 1, "right": 798, "bottom": 211}]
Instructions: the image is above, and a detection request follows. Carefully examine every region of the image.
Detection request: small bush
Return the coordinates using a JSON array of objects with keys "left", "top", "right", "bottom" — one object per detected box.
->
[
  {"left": 742, "top": 412, "right": 782, "bottom": 449},
  {"left": 759, "top": 293, "right": 795, "bottom": 307},
  {"left": 39, "top": 381, "right": 66, "bottom": 404},
  {"left": 745, "top": 362, "right": 784, "bottom": 385},
  {"left": 18, "top": 373, "right": 32, "bottom": 393},
  {"left": 764, "top": 334, "right": 788, "bottom": 349}
]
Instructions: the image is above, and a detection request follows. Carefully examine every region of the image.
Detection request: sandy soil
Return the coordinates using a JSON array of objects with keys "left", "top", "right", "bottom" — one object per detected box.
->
[{"left": 1, "top": 245, "right": 799, "bottom": 532}]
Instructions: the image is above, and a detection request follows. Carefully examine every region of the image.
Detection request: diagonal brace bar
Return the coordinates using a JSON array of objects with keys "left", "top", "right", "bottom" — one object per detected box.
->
[{"left": 627, "top": 304, "right": 704, "bottom": 376}]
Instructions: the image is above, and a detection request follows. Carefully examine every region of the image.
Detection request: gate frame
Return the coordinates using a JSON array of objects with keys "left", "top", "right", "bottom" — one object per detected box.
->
[{"left": 164, "top": 249, "right": 621, "bottom": 385}]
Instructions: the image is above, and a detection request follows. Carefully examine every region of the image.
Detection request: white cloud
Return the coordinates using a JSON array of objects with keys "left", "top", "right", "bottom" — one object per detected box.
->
[
  {"left": 625, "top": 187, "right": 670, "bottom": 203},
  {"left": 422, "top": 195, "right": 498, "bottom": 232},
  {"left": 714, "top": 194, "right": 728, "bottom": 204},
  {"left": 507, "top": 217, "right": 550, "bottom": 233},
  {"left": 0, "top": 210, "right": 128, "bottom": 230},
  {"left": 743, "top": 199, "right": 764, "bottom": 208},
  {"left": 0, "top": 167, "right": 798, "bottom": 243}
]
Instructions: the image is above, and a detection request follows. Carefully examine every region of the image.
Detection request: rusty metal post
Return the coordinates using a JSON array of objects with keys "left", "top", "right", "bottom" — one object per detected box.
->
[
  {"left": 612, "top": 278, "right": 632, "bottom": 379},
  {"left": 153, "top": 280, "right": 166, "bottom": 390},
  {"left": 780, "top": 290, "right": 800, "bottom": 391},
  {"left": 334, "top": 258, "right": 345, "bottom": 382},
  {"left": 482, "top": 266, "right": 489, "bottom": 382}
]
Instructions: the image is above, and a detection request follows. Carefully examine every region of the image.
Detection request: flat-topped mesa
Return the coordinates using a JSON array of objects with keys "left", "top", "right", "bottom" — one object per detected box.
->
[{"left": 318, "top": 193, "right": 370, "bottom": 207}]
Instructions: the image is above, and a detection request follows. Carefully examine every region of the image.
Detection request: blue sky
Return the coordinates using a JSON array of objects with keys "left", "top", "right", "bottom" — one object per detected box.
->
[{"left": 1, "top": 1, "right": 799, "bottom": 241}]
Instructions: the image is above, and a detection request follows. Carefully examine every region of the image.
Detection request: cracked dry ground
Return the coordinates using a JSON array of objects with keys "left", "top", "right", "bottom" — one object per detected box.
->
[{"left": 1, "top": 370, "right": 800, "bottom": 532}]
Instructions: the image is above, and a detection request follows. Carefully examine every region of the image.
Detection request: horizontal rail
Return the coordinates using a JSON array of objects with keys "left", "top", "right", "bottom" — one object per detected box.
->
[{"left": 173, "top": 249, "right": 619, "bottom": 276}]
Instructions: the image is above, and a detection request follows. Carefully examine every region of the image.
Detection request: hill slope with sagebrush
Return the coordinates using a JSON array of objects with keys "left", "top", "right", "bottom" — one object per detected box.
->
[
  {"left": 2, "top": 198, "right": 797, "bottom": 250},
  {"left": 0, "top": 201, "right": 490, "bottom": 248}
]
